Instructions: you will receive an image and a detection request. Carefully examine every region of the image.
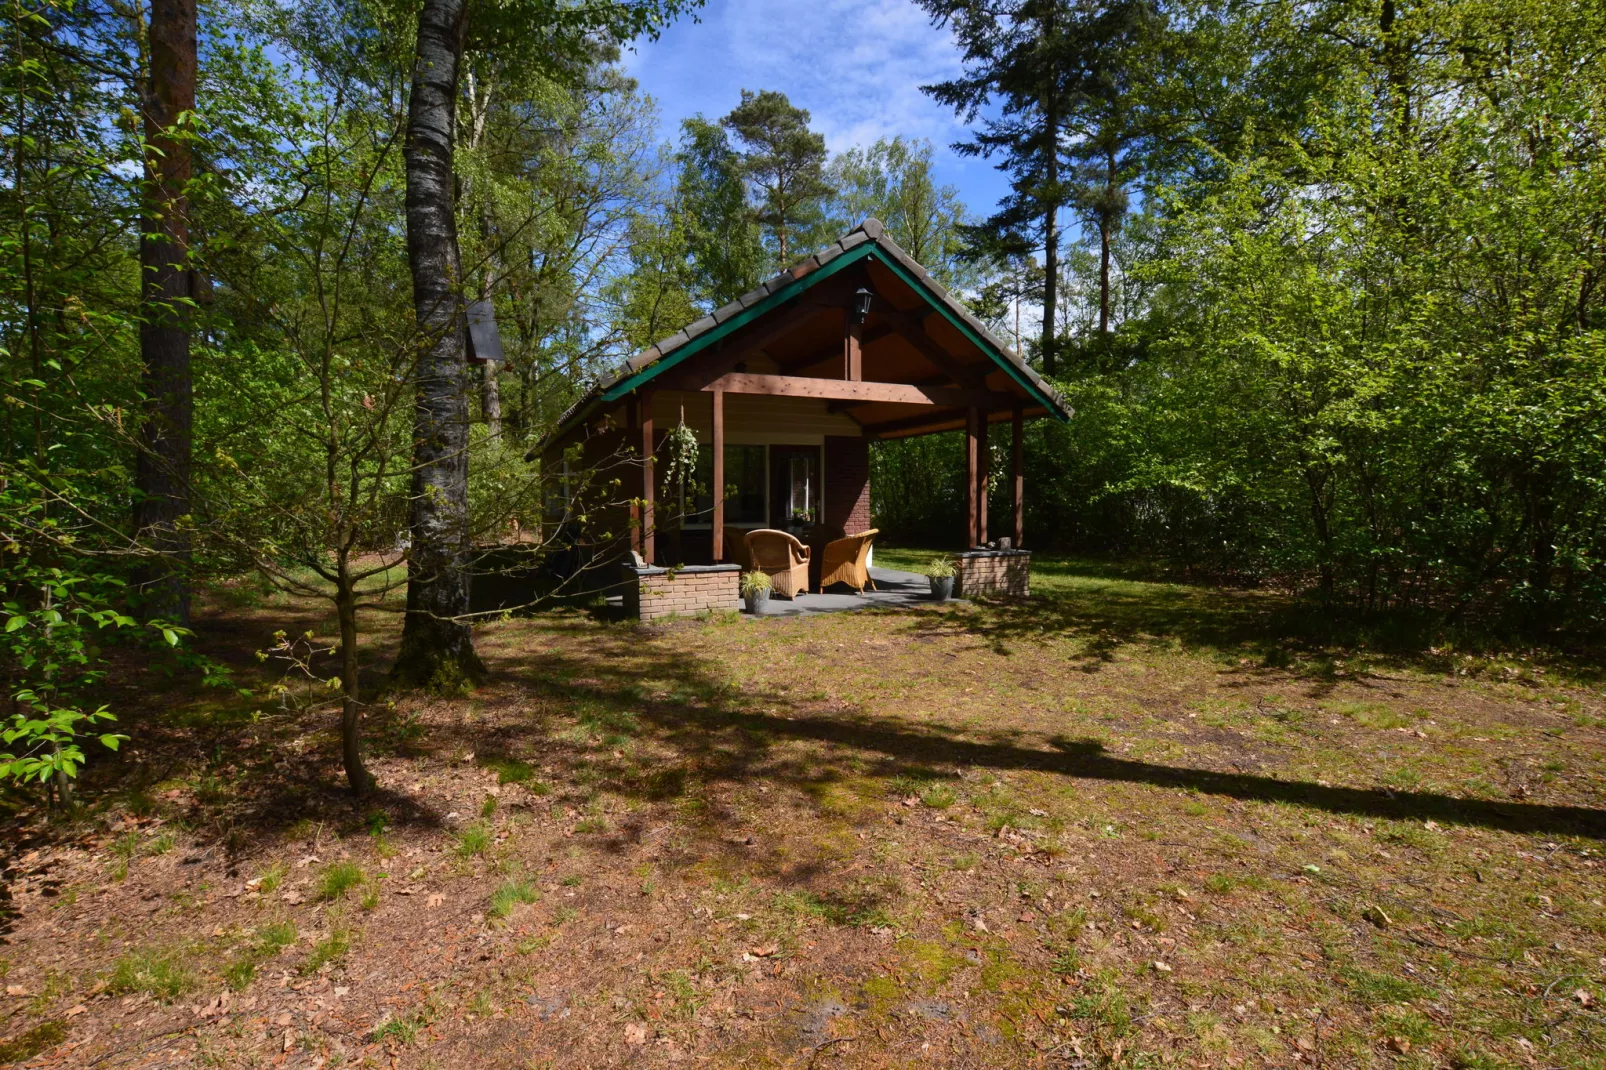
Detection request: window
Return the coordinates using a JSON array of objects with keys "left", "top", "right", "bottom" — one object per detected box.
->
[
  {"left": 669, "top": 444, "right": 766, "bottom": 528},
  {"left": 722, "top": 446, "right": 766, "bottom": 525}
]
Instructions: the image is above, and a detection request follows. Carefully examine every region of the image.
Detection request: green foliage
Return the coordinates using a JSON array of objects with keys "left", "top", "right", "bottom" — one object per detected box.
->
[
  {"left": 828, "top": 136, "right": 975, "bottom": 290},
  {"left": 720, "top": 89, "right": 834, "bottom": 266},
  {"left": 739, "top": 571, "right": 772, "bottom": 597},
  {"left": 676, "top": 116, "right": 767, "bottom": 306},
  {"left": 922, "top": 558, "right": 956, "bottom": 579}
]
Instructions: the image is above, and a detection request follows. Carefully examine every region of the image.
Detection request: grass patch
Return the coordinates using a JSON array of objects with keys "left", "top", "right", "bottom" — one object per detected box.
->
[
  {"left": 257, "top": 861, "right": 289, "bottom": 895},
  {"left": 316, "top": 861, "right": 366, "bottom": 901},
  {"left": 1339, "top": 965, "right": 1430, "bottom": 1005},
  {"left": 105, "top": 948, "right": 195, "bottom": 1001},
  {"left": 301, "top": 927, "right": 352, "bottom": 975},
  {"left": 455, "top": 823, "right": 492, "bottom": 857},
  {"left": 0, "top": 1021, "right": 67, "bottom": 1063},
  {"left": 373, "top": 1011, "right": 425, "bottom": 1045},
  {"left": 488, "top": 879, "right": 540, "bottom": 919},
  {"left": 224, "top": 921, "right": 298, "bottom": 990}
]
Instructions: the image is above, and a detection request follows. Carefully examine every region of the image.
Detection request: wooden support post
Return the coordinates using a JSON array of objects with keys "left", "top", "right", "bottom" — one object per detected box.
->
[
  {"left": 844, "top": 312, "right": 862, "bottom": 381},
  {"left": 977, "top": 412, "right": 989, "bottom": 545},
  {"left": 711, "top": 388, "right": 725, "bottom": 561},
  {"left": 640, "top": 391, "right": 655, "bottom": 565},
  {"left": 628, "top": 396, "right": 642, "bottom": 556},
  {"left": 1012, "top": 404, "right": 1024, "bottom": 547},
  {"left": 965, "top": 406, "right": 979, "bottom": 549}
]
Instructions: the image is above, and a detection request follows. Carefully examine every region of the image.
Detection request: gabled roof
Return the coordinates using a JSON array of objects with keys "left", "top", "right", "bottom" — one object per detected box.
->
[{"left": 535, "top": 219, "right": 1070, "bottom": 454}]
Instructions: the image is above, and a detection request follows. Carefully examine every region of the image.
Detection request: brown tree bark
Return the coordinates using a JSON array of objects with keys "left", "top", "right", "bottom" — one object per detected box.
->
[
  {"left": 393, "top": 0, "right": 484, "bottom": 692},
  {"left": 1039, "top": 7, "right": 1059, "bottom": 379},
  {"left": 134, "top": 0, "right": 196, "bottom": 624},
  {"left": 1099, "top": 148, "right": 1115, "bottom": 336}
]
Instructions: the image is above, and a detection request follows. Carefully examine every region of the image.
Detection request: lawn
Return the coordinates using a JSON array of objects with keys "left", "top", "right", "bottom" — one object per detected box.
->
[{"left": 2, "top": 555, "right": 1604, "bottom": 1068}]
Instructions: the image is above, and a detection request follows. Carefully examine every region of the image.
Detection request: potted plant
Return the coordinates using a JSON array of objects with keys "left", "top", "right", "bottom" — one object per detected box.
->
[
  {"left": 924, "top": 557, "right": 956, "bottom": 601},
  {"left": 740, "top": 570, "right": 772, "bottom": 614}
]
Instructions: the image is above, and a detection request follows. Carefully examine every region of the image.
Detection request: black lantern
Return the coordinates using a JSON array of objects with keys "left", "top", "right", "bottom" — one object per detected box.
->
[{"left": 851, "top": 286, "right": 874, "bottom": 324}]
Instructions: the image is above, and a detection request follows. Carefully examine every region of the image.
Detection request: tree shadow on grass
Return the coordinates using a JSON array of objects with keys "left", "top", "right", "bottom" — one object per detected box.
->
[
  {"left": 478, "top": 618, "right": 1606, "bottom": 842},
  {"left": 905, "top": 575, "right": 1604, "bottom": 683}
]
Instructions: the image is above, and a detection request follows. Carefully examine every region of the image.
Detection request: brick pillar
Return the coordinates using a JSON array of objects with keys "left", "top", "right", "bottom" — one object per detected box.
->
[{"left": 824, "top": 435, "right": 871, "bottom": 536}]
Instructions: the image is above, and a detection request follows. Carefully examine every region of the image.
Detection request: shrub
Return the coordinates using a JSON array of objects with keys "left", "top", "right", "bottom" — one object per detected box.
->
[
  {"left": 923, "top": 557, "right": 955, "bottom": 579},
  {"left": 740, "top": 571, "right": 772, "bottom": 597}
]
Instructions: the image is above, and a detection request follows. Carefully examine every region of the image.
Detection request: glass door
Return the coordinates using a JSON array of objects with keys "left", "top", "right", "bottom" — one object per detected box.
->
[{"left": 768, "top": 446, "right": 820, "bottom": 535}]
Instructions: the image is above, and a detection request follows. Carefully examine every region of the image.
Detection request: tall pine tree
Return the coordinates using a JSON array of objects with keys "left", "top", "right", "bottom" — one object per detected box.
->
[
  {"left": 920, "top": 0, "right": 1069, "bottom": 375},
  {"left": 720, "top": 90, "right": 832, "bottom": 268}
]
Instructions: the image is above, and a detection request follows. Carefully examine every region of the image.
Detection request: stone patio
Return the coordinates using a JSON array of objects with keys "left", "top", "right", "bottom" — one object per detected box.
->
[{"left": 747, "top": 566, "right": 948, "bottom": 618}]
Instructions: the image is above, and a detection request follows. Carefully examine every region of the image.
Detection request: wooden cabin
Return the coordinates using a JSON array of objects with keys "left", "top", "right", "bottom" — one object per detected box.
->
[{"left": 533, "top": 219, "right": 1070, "bottom": 605}]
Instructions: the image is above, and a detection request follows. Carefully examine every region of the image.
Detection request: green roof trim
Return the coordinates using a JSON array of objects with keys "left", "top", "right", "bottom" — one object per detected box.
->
[
  {"left": 870, "top": 252, "right": 1067, "bottom": 420},
  {"left": 600, "top": 243, "right": 876, "bottom": 403}
]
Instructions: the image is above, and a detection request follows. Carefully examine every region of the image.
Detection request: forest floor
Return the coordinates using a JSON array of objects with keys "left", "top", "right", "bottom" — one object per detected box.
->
[{"left": 3, "top": 553, "right": 1606, "bottom": 1069}]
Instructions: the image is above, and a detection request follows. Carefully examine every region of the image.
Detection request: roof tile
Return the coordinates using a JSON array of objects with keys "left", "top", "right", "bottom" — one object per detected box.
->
[
  {"left": 711, "top": 299, "right": 744, "bottom": 323},
  {"left": 683, "top": 314, "right": 717, "bottom": 340}
]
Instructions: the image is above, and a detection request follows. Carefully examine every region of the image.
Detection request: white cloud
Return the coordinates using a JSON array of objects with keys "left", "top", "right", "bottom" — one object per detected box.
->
[{"left": 623, "top": 0, "right": 1007, "bottom": 210}]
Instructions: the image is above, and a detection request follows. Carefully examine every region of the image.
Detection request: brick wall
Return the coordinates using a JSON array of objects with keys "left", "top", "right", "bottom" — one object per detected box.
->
[
  {"left": 624, "top": 562, "right": 740, "bottom": 622},
  {"left": 956, "top": 550, "right": 1030, "bottom": 600},
  {"left": 824, "top": 435, "right": 871, "bottom": 536}
]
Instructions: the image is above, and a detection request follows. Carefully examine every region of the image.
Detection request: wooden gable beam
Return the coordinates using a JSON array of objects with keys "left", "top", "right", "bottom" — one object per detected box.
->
[
  {"left": 872, "top": 305, "right": 990, "bottom": 390},
  {"left": 699, "top": 373, "right": 1018, "bottom": 409},
  {"left": 859, "top": 409, "right": 968, "bottom": 438},
  {"left": 663, "top": 275, "right": 863, "bottom": 392}
]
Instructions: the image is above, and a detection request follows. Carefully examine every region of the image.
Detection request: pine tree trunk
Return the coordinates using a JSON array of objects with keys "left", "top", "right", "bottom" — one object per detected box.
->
[
  {"left": 134, "top": 0, "right": 196, "bottom": 625},
  {"left": 1099, "top": 149, "right": 1115, "bottom": 335},
  {"left": 393, "top": 0, "right": 483, "bottom": 692},
  {"left": 1039, "top": 9, "right": 1059, "bottom": 379}
]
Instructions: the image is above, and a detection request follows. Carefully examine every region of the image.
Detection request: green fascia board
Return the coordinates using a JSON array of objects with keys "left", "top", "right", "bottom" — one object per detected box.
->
[
  {"left": 600, "top": 243, "right": 875, "bottom": 402},
  {"left": 600, "top": 241, "right": 1066, "bottom": 421}
]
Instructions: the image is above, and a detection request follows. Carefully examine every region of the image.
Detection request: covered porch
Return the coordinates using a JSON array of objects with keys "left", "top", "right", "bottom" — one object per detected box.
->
[{"left": 535, "top": 219, "right": 1070, "bottom": 617}]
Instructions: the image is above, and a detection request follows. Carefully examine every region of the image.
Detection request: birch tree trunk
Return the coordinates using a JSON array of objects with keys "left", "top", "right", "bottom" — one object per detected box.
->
[
  {"left": 393, "top": 0, "right": 484, "bottom": 691},
  {"left": 134, "top": 0, "right": 196, "bottom": 624}
]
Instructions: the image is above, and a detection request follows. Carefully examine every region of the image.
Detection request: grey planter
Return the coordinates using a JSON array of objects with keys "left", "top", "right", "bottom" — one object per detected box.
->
[
  {"left": 744, "top": 590, "right": 770, "bottom": 615},
  {"left": 928, "top": 576, "right": 955, "bottom": 601}
]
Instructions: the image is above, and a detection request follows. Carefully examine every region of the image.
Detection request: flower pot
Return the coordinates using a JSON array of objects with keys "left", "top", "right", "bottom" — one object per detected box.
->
[
  {"left": 928, "top": 576, "right": 954, "bottom": 601},
  {"left": 744, "top": 590, "right": 770, "bottom": 615}
]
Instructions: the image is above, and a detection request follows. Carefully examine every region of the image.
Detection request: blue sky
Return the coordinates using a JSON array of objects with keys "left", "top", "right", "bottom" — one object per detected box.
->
[{"left": 622, "top": 0, "right": 1012, "bottom": 226}]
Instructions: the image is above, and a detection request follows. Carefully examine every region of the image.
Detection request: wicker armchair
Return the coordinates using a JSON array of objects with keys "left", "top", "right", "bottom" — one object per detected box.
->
[
  {"left": 744, "top": 529, "right": 810, "bottom": 599},
  {"left": 818, "top": 529, "right": 879, "bottom": 594},
  {"left": 722, "top": 526, "right": 753, "bottom": 570}
]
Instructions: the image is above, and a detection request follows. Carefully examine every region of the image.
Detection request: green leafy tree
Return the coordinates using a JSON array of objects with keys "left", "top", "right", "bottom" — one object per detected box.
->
[
  {"left": 919, "top": 0, "right": 1070, "bottom": 375},
  {"left": 675, "top": 116, "right": 766, "bottom": 306},
  {"left": 828, "top": 136, "right": 975, "bottom": 291}
]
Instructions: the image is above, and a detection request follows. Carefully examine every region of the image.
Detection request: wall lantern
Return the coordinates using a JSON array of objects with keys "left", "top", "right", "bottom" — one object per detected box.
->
[{"left": 851, "top": 287, "right": 874, "bottom": 325}]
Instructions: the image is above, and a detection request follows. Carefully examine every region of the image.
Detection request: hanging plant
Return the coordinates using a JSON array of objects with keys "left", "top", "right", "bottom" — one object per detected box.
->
[{"left": 661, "top": 406, "right": 700, "bottom": 490}]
